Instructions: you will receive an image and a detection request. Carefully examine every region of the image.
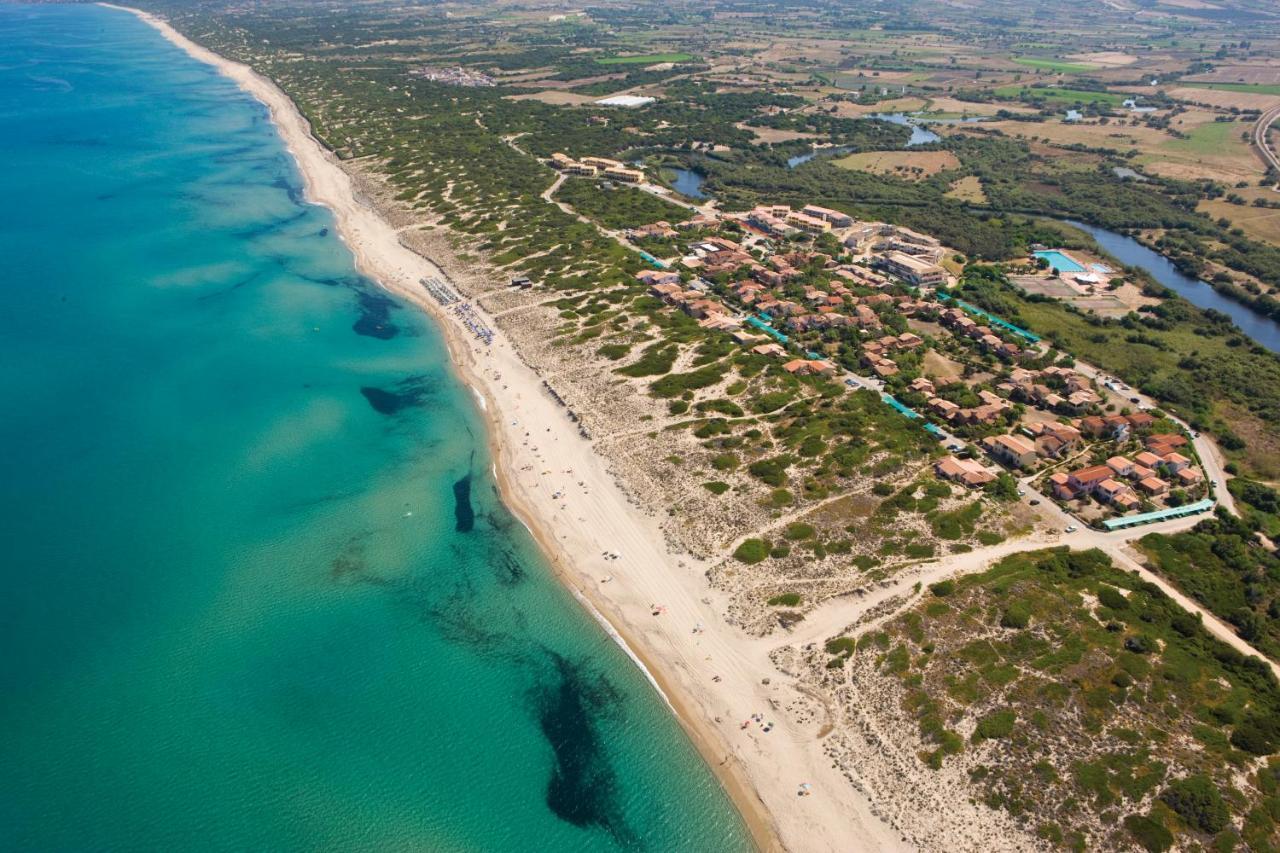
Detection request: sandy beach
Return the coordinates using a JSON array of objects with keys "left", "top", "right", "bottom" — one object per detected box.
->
[{"left": 102, "top": 4, "right": 922, "bottom": 850}]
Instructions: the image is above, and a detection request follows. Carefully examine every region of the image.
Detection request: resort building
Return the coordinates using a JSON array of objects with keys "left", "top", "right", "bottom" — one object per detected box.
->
[
  {"left": 784, "top": 210, "right": 832, "bottom": 234},
  {"left": 604, "top": 165, "right": 644, "bottom": 183},
  {"left": 800, "top": 204, "right": 854, "bottom": 228},
  {"left": 877, "top": 252, "right": 946, "bottom": 287}
]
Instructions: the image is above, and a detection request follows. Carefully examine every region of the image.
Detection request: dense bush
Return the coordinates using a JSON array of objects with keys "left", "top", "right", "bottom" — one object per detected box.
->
[
  {"left": 973, "top": 709, "right": 1016, "bottom": 742},
  {"left": 1159, "top": 775, "right": 1229, "bottom": 834},
  {"left": 733, "top": 538, "right": 769, "bottom": 565},
  {"left": 1124, "top": 814, "right": 1173, "bottom": 853}
]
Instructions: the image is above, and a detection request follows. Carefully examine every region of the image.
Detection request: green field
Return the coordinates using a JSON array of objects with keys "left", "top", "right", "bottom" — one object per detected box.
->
[
  {"left": 994, "top": 84, "right": 1124, "bottom": 106},
  {"left": 1183, "top": 82, "right": 1280, "bottom": 97},
  {"left": 1161, "top": 119, "right": 1249, "bottom": 156},
  {"left": 596, "top": 52, "right": 694, "bottom": 65},
  {"left": 1011, "top": 56, "right": 1096, "bottom": 74}
]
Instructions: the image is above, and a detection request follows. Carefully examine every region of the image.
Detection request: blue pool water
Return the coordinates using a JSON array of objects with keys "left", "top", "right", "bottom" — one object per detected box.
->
[
  {"left": 1034, "top": 250, "right": 1086, "bottom": 273},
  {"left": 0, "top": 5, "right": 750, "bottom": 850}
]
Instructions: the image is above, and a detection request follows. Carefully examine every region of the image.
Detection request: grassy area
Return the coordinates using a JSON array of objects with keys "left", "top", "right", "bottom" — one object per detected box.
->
[
  {"left": 596, "top": 52, "right": 694, "bottom": 65},
  {"left": 1182, "top": 82, "right": 1280, "bottom": 97},
  {"left": 1161, "top": 120, "right": 1249, "bottom": 157},
  {"left": 847, "top": 547, "right": 1280, "bottom": 850},
  {"left": 944, "top": 175, "right": 987, "bottom": 203},
  {"left": 833, "top": 149, "right": 960, "bottom": 180},
  {"left": 1011, "top": 56, "right": 1095, "bottom": 73},
  {"left": 994, "top": 85, "right": 1125, "bottom": 107}
]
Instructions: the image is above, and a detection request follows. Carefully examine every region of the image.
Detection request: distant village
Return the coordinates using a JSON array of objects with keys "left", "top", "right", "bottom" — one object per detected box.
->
[
  {"left": 548, "top": 151, "right": 1210, "bottom": 531},
  {"left": 409, "top": 65, "right": 496, "bottom": 87}
]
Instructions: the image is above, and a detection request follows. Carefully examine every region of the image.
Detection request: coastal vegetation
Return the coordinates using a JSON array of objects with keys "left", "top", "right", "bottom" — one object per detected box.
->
[
  {"left": 832, "top": 547, "right": 1280, "bottom": 850},
  {"left": 1139, "top": 511, "right": 1280, "bottom": 660}
]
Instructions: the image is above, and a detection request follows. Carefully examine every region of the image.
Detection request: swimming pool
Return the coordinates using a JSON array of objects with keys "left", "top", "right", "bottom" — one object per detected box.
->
[{"left": 1034, "top": 250, "right": 1085, "bottom": 273}]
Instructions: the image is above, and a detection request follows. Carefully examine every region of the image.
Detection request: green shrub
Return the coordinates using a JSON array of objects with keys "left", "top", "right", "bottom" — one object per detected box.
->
[
  {"left": 930, "top": 580, "right": 956, "bottom": 597},
  {"left": 619, "top": 342, "right": 677, "bottom": 376},
  {"left": 1124, "top": 814, "right": 1173, "bottom": 853},
  {"left": 597, "top": 342, "right": 631, "bottom": 360},
  {"left": 1160, "top": 774, "right": 1230, "bottom": 834},
  {"left": 769, "top": 592, "right": 802, "bottom": 607},
  {"left": 783, "top": 522, "right": 816, "bottom": 541},
  {"left": 651, "top": 364, "right": 725, "bottom": 398},
  {"left": 1098, "top": 585, "right": 1129, "bottom": 610},
  {"left": 710, "top": 452, "right": 739, "bottom": 471},
  {"left": 749, "top": 391, "right": 793, "bottom": 413},
  {"left": 733, "top": 538, "right": 769, "bottom": 565},
  {"left": 1231, "top": 713, "right": 1280, "bottom": 756},
  {"left": 826, "top": 637, "right": 856, "bottom": 656},
  {"left": 1001, "top": 601, "right": 1032, "bottom": 629},
  {"left": 748, "top": 458, "right": 789, "bottom": 487},
  {"left": 973, "top": 709, "right": 1016, "bottom": 742},
  {"left": 872, "top": 481, "right": 895, "bottom": 496},
  {"left": 702, "top": 481, "right": 730, "bottom": 495}
]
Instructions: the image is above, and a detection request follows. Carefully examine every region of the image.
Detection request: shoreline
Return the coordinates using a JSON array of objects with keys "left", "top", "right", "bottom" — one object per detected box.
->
[{"left": 103, "top": 5, "right": 912, "bottom": 851}]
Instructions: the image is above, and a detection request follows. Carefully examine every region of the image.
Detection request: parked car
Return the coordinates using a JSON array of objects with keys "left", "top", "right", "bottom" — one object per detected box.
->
[
  {"left": 1029, "top": 499, "right": 1041, "bottom": 506},
  {"left": 1065, "top": 525, "right": 1077, "bottom": 533}
]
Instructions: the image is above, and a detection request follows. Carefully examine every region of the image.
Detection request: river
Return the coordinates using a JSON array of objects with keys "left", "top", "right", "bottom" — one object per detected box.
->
[{"left": 1063, "top": 219, "right": 1280, "bottom": 354}]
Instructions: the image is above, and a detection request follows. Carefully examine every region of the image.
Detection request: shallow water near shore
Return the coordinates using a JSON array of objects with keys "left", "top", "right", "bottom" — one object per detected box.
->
[{"left": 0, "top": 5, "right": 749, "bottom": 850}]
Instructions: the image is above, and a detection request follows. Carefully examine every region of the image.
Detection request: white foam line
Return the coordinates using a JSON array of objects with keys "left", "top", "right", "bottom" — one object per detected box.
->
[{"left": 470, "top": 386, "right": 487, "bottom": 411}]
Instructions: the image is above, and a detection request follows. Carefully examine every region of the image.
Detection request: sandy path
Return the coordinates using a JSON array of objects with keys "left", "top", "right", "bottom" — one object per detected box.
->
[{"left": 105, "top": 5, "right": 911, "bottom": 851}]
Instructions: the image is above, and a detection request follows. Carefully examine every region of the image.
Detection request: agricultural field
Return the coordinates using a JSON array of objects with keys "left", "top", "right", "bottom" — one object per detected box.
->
[
  {"left": 944, "top": 175, "right": 987, "bottom": 203},
  {"left": 1010, "top": 56, "right": 1097, "bottom": 74},
  {"left": 833, "top": 149, "right": 960, "bottom": 180},
  {"left": 596, "top": 52, "right": 694, "bottom": 65}
]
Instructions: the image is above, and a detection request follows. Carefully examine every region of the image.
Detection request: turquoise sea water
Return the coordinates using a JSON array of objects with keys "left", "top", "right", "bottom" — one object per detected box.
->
[{"left": 0, "top": 5, "right": 749, "bottom": 850}]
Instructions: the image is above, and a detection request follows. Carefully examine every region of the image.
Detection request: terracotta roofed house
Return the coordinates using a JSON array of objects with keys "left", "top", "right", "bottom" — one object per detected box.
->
[
  {"left": 936, "top": 455, "right": 996, "bottom": 488},
  {"left": 1134, "top": 451, "right": 1162, "bottom": 469},
  {"left": 1068, "top": 465, "right": 1115, "bottom": 495},
  {"left": 1138, "top": 477, "right": 1168, "bottom": 496},
  {"left": 1106, "top": 456, "right": 1135, "bottom": 477},
  {"left": 983, "top": 434, "right": 1038, "bottom": 469}
]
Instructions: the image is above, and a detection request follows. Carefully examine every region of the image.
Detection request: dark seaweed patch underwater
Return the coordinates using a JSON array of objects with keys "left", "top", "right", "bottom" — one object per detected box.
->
[
  {"left": 352, "top": 288, "right": 399, "bottom": 339},
  {"left": 537, "top": 653, "right": 637, "bottom": 847},
  {"left": 453, "top": 471, "right": 475, "bottom": 532},
  {"left": 359, "top": 375, "right": 435, "bottom": 415}
]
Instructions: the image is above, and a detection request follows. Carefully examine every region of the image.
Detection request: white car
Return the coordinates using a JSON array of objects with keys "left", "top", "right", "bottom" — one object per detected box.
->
[{"left": 1065, "top": 525, "right": 1077, "bottom": 533}]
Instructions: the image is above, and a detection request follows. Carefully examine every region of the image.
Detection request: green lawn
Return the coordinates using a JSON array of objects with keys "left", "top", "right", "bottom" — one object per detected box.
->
[
  {"left": 1011, "top": 56, "right": 1096, "bottom": 74},
  {"left": 596, "top": 52, "right": 694, "bottom": 66}
]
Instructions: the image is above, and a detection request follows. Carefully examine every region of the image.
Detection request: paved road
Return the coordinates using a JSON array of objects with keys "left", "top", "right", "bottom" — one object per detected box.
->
[{"left": 1254, "top": 103, "right": 1280, "bottom": 183}]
